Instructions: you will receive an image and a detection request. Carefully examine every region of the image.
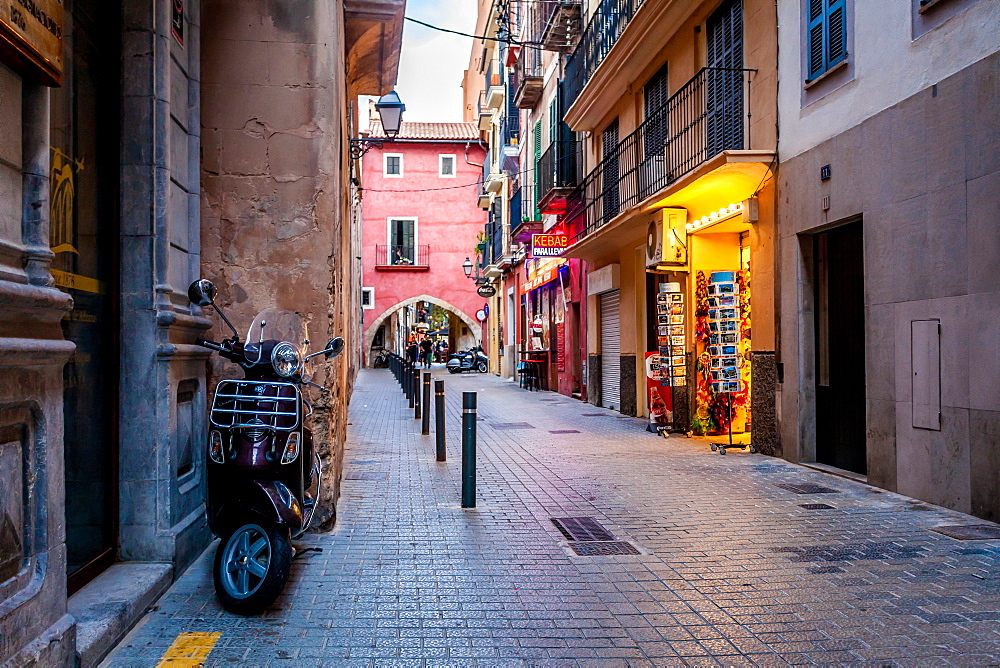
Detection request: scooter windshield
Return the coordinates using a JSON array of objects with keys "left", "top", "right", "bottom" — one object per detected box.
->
[{"left": 244, "top": 307, "right": 307, "bottom": 365}]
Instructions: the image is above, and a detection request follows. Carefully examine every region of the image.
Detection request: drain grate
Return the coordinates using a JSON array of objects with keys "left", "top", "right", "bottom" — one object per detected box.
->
[
  {"left": 800, "top": 503, "right": 835, "bottom": 510},
  {"left": 490, "top": 422, "right": 535, "bottom": 429},
  {"left": 549, "top": 429, "right": 580, "bottom": 434},
  {"left": 344, "top": 472, "right": 386, "bottom": 481},
  {"left": 930, "top": 525, "right": 1000, "bottom": 541},
  {"left": 776, "top": 482, "right": 840, "bottom": 494},
  {"left": 570, "top": 541, "right": 640, "bottom": 556},
  {"left": 552, "top": 517, "right": 616, "bottom": 542}
]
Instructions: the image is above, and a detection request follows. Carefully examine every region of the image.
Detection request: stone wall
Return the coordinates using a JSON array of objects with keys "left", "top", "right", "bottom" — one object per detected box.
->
[{"left": 200, "top": 0, "right": 356, "bottom": 526}]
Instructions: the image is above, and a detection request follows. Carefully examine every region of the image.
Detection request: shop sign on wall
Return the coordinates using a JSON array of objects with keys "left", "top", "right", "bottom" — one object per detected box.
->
[
  {"left": 530, "top": 234, "right": 568, "bottom": 259},
  {"left": 171, "top": 0, "right": 184, "bottom": 46},
  {"left": 0, "top": 0, "right": 63, "bottom": 85},
  {"left": 520, "top": 259, "right": 563, "bottom": 294}
]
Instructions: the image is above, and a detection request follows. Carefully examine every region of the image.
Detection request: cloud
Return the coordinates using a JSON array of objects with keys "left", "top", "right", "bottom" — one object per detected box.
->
[{"left": 391, "top": 0, "right": 478, "bottom": 123}]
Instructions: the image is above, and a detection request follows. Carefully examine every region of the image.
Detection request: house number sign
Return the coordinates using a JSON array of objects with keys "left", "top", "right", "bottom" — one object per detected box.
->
[{"left": 0, "top": 0, "right": 64, "bottom": 85}]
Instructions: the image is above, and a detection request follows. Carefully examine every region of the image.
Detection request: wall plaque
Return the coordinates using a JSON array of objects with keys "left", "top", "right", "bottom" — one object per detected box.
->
[{"left": 0, "top": 0, "right": 64, "bottom": 85}]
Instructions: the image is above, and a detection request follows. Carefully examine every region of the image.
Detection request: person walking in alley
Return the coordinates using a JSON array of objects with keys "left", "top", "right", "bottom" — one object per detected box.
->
[
  {"left": 406, "top": 341, "right": 418, "bottom": 364},
  {"left": 419, "top": 338, "right": 433, "bottom": 368}
]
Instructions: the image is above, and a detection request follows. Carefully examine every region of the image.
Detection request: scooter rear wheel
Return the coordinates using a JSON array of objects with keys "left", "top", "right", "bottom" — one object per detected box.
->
[{"left": 214, "top": 522, "right": 292, "bottom": 615}]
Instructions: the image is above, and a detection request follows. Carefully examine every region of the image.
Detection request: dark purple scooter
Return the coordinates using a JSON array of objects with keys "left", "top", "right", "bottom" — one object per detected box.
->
[{"left": 188, "top": 279, "right": 343, "bottom": 614}]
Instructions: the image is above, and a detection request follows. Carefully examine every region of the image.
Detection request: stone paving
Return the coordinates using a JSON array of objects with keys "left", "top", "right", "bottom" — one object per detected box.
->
[{"left": 105, "top": 368, "right": 1000, "bottom": 666}]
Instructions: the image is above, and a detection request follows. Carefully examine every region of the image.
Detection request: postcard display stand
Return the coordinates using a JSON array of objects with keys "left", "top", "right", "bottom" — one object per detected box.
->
[
  {"left": 706, "top": 271, "right": 755, "bottom": 455},
  {"left": 651, "top": 283, "right": 686, "bottom": 435}
]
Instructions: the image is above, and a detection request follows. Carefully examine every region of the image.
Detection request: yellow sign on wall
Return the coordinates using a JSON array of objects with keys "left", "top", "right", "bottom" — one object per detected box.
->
[{"left": 0, "top": 0, "right": 64, "bottom": 85}]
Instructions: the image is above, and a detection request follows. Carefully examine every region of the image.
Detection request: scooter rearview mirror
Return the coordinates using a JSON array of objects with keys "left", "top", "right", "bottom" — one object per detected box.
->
[
  {"left": 325, "top": 337, "right": 345, "bottom": 359},
  {"left": 188, "top": 279, "right": 217, "bottom": 307}
]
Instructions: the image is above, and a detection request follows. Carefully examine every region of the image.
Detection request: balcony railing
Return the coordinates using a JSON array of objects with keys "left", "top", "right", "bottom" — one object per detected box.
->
[
  {"left": 513, "top": 44, "right": 544, "bottom": 109},
  {"left": 568, "top": 67, "right": 754, "bottom": 242},
  {"left": 375, "top": 244, "right": 430, "bottom": 268},
  {"left": 535, "top": 0, "right": 582, "bottom": 52},
  {"left": 537, "top": 140, "right": 581, "bottom": 213},
  {"left": 564, "top": 0, "right": 646, "bottom": 107}
]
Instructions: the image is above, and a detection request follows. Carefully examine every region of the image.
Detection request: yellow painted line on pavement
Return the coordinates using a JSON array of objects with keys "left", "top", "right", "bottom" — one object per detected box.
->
[{"left": 156, "top": 632, "right": 222, "bottom": 666}]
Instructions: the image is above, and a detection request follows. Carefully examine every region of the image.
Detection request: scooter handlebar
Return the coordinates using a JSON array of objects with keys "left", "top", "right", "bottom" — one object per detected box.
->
[{"left": 196, "top": 337, "right": 227, "bottom": 353}]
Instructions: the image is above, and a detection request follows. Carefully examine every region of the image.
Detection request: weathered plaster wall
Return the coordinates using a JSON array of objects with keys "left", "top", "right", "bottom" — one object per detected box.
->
[
  {"left": 200, "top": 0, "right": 355, "bottom": 526},
  {"left": 361, "top": 139, "right": 488, "bottom": 353},
  {"left": 777, "top": 0, "right": 1000, "bottom": 159}
]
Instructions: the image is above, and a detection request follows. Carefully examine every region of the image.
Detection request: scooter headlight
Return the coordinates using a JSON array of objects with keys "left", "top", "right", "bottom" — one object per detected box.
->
[
  {"left": 281, "top": 432, "right": 301, "bottom": 464},
  {"left": 271, "top": 342, "right": 302, "bottom": 377},
  {"left": 209, "top": 430, "right": 224, "bottom": 464}
]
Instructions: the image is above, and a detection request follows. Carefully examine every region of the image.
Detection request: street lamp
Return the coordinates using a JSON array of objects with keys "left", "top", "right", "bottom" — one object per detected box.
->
[
  {"left": 349, "top": 90, "right": 406, "bottom": 159},
  {"left": 462, "top": 257, "right": 473, "bottom": 277}
]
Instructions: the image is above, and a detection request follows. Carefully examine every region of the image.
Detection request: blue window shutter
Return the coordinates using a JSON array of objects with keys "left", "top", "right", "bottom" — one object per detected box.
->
[
  {"left": 807, "top": 0, "right": 847, "bottom": 81},
  {"left": 827, "top": 0, "right": 847, "bottom": 67},
  {"left": 806, "top": 0, "right": 826, "bottom": 79}
]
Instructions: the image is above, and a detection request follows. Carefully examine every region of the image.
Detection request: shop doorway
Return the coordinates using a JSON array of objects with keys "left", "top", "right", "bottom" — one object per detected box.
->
[
  {"left": 599, "top": 290, "right": 621, "bottom": 410},
  {"left": 814, "top": 220, "right": 866, "bottom": 474},
  {"left": 52, "top": 0, "right": 121, "bottom": 594}
]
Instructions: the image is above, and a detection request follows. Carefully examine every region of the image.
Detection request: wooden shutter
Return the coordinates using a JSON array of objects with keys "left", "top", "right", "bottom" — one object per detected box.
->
[
  {"left": 808, "top": 0, "right": 847, "bottom": 80},
  {"left": 532, "top": 121, "right": 542, "bottom": 218},
  {"left": 706, "top": 0, "right": 744, "bottom": 155},
  {"left": 600, "top": 290, "right": 621, "bottom": 410}
]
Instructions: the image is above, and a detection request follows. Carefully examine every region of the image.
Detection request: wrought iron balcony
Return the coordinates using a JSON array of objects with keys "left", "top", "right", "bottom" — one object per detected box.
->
[
  {"left": 513, "top": 46, "right": 544, "bottom": 109},
  {"left": 537, "top": 1, "right": 582, "bottom": 52},
  {"left": 564, "top": 0, "right": 646, "bottom": 107},
  {"left": 537, "top": 140, "right": 581, "bottom": 214},
  {"left": 568, "top": 67, "right": 755, "bottom": 241},
  {"left": 375, "top": 244, "right": 430, "bottom": 269}
]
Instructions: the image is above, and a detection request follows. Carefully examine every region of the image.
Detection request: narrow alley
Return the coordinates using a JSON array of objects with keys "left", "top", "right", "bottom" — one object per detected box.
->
[{"left": 106, "top": 369, "right": 1000, "bottom": 666}]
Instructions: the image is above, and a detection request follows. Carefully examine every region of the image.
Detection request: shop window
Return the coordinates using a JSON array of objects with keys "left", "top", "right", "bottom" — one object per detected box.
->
[
  {"left": 439, "top": 154, "right": 456, "bottom": 177},
  {"left": 384, "top": 153, "right": 403, "bottom": 177},
  {"left": 806, "top": 0, "right": 848, "bottom": 82}
]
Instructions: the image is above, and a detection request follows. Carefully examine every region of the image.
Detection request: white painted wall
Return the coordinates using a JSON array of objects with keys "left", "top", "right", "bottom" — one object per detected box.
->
[{"left": 777, "top": 0, "right": 1000, "bottom": 160}]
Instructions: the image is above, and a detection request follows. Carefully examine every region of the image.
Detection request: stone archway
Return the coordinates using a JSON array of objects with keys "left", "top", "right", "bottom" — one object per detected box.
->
[{"left": 363, "top": 294, "right": 482, "bottom": 363}]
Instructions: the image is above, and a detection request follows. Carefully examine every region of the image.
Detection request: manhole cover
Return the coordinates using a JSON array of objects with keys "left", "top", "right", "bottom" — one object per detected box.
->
[
  {"left": 345, "top": 472, "right": 386, "bottom": 481},
  {"left": 776, "top": 483, "right": 840, "bottom": 494},
  {"left": 930, "top": 525, "right": 1000, "bottom": 541},
  {"left": 549, "top": 429, "right": 580, "bottom": 434},
  {"left": 570, "top": 541, "right": 640, "bottom": 556},
  {"left": 552, "top": 517, "right": 616, "bottom": 542},
  {"left": 800, "top": 503, "right": 835, "bottom": 510},
  {"left": 491, "top": 422, "right": 535, "bottom": 429}
]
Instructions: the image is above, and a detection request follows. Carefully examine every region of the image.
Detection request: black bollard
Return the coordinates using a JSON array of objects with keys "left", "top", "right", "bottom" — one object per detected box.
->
[
  {"left": 407, "top": 363, "right": 414, "bottom": 408},
  {"left": 462, "top": 392, "right": 476, "bottom": 508},
  {"left": 422, "top": 372, "right": 431, "bottom": 435},
  {"left": 413, "top": 372, "right": 421, "bottom": 419},
  {"left": 434, "top": 380, "right": 446, "bottom": 461}
]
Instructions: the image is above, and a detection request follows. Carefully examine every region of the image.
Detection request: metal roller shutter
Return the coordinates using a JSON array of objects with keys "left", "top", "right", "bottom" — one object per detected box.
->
[{"left": 600, "top": 290, "right": 621, "bottom": 410}]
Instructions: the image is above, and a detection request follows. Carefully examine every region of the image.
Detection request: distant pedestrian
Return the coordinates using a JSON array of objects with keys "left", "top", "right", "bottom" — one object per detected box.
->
[
  {"left": 419, "top": 339, "right": 433, "bottom": 368},
  {"left": 407, "top": 342, "right": 418, "bottom": 363}
]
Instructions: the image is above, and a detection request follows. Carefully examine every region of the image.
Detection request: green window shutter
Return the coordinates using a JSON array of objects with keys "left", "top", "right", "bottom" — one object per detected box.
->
[{"left": 532, "top": 121, "right": 542, "bottom": 219}]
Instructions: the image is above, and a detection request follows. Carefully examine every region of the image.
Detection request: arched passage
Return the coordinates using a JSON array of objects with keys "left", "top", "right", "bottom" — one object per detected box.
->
[{"left": 364, "top": 294, "right": 482, "bottom": 364}]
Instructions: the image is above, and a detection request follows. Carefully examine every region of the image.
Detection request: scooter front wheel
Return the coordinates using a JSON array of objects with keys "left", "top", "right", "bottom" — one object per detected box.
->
[
  {"left": 476, "top": 360, "right": 488, "bottom": 373},
  {"left": 214, "top": 522, "right": 292, "bottom": 615}
]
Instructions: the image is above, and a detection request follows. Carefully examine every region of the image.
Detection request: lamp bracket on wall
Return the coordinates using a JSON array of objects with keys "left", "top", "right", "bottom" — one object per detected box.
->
[{"left": 349, "top": 138, "right": 386, "bottom": 160}]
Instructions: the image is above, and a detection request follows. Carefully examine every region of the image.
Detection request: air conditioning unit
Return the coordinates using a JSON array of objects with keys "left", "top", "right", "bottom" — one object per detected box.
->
[{"left": 646, "top": 208, "right": 687, "bottom": 268}]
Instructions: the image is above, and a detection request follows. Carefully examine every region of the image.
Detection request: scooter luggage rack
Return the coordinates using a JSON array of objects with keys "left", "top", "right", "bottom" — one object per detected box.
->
[{"left": 211, "top": 379, "right": 301, "bottom": 431}]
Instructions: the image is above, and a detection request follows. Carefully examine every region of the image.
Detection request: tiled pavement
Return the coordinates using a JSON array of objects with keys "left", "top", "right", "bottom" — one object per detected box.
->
[{"left": 106, "top": 368, "right": 1000, "bottom": 666}]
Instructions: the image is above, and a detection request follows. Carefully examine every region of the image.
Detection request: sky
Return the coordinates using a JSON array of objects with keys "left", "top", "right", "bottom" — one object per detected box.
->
[{"left": 364, "top": 0, "right": 478, "bottom": 125}]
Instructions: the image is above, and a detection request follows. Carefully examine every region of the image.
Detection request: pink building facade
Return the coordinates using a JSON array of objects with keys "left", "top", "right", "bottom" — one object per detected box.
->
[{"left": 361, "top": 122, "right": 489, "bottom": 362}]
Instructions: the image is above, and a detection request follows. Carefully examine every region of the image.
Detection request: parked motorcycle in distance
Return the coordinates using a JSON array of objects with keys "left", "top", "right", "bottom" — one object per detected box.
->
[
  {"left": 446, "top": 345, "right": 489, "bottom": 374},
  {"left": 188, "top": 279, "right": 344, "bottom": 615}
]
